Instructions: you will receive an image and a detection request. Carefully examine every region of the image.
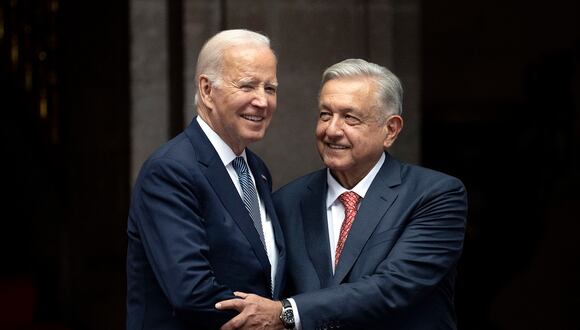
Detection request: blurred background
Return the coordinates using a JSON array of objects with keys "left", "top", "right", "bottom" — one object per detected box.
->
[{"left": 1, "top": 0, "right": 578, "bottom": 329}]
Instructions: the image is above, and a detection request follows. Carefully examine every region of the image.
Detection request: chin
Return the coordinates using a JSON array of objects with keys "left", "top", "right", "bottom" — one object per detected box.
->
[
  {"left": 243, "top": 132, "right": 266, "bottom": 144},
  {"left": 323, "top": 157, "right": 350, "bottom": 171}
]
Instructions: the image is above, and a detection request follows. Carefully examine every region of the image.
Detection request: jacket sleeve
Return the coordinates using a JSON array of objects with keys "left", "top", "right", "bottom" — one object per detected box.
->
[
  {"left": 132, "top": 157, "right": 237, "bottom": 328},
  {"left": 292, "top": 177, "right": 467, "bottom": 329}
]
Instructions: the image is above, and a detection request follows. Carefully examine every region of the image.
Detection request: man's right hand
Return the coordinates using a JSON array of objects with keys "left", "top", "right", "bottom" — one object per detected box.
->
[{"left": 216, "top": 292, "right": 285, "bottom": 330}]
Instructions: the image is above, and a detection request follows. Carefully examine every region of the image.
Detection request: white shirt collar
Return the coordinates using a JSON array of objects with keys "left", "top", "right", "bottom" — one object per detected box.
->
[
  {"left": 326, "top": 153, "right": 385, "bottom": 208},
  {"left": 197, "top": 116, "right": 247, "bottom": 166}
]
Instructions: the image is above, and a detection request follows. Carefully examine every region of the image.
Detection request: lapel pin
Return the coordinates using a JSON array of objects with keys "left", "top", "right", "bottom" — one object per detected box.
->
[{"left": 261, "top": 174, "right": 268, "bottom": 181}]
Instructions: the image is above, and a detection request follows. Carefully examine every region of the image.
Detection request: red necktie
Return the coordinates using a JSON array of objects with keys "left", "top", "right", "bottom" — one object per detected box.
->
[{"left": 335, "top": 191, "right": 361, "bottom": 267}]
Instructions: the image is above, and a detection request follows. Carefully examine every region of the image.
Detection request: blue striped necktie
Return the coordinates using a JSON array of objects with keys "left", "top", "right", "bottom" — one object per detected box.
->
[{"left": 232, "top": 157, "right": 266, "bottom": 248}]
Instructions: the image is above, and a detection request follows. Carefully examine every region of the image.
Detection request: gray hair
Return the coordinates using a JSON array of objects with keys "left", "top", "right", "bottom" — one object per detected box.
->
[
  {"left": 321, "top": 58, "right": 403, "bottom": 116},
  {"left": 194, "top": 29, "right": 273, "bottom": 107}
]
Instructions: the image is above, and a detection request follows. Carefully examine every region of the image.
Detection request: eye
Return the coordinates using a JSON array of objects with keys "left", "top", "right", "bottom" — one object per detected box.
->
[
  {"left": 319, "top": 111, "right": 332, "bottom": 121},
  {"left": 240, "top": 85, "right": 254, "bottom": 92},
  {"left": 344, "top": 114, "right": 360, "bottom": 125},
  {"left": 265, "top": 86, "right": 277, "bottom": 95}
]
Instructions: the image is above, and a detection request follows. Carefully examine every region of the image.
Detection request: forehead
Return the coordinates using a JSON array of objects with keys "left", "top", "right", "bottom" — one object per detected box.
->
[
  {"left": 221, "top": 45, "right": 277, "bottom": 79},
  {"left": 319, "top": 77, "right": 378, "bottom": 110}
]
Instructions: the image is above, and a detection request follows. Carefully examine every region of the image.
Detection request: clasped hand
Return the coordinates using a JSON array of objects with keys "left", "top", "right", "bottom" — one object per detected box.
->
[{"left": 215, "top": 291, "right": 284, "bottom": 330}]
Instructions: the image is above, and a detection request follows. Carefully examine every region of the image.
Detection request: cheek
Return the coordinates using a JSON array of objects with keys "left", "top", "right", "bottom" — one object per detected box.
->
[
  {"left": 315, "top": 123, "right": 326, "bottom": 139},
  {"left": 268, "top": 96, "right": 277, "bottom": 109},
  {"left": 229, "top": 93, "right": 252, "bottom": 108}
]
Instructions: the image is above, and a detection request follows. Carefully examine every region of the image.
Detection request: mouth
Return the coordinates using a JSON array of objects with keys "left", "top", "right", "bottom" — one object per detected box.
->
[
  {"left": 241, "top": 114, "right": 264, "bottom": 122},
  {"left": 326, "top": 143, "right": 350, "bottom": 150}
]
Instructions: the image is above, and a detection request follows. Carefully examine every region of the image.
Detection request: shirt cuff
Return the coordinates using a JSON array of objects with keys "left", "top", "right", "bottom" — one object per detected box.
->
[{"left": 287, "top": 297, "right": 302, "bottom": 330}]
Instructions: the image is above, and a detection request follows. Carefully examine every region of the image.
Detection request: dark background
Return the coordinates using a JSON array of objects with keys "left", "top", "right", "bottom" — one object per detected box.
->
[
  {"left": 423, "top": 1, "right": 579, "bottom": 329},
  {"left": 1, "top": 0, "right": 578, "bottom": 329}
]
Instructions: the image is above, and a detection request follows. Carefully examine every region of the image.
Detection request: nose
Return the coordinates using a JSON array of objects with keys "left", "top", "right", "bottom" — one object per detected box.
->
[
  {"left": 325, "top": 117, "right": 344, "bottom": 138},
  {"left": 251, "top": 87, "right": 268, "bottom": 108}
]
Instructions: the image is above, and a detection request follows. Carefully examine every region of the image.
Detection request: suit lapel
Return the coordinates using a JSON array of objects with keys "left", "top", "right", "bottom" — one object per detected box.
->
[
  {"left": 185, "top": 119, "right": 272, "bottom": 285},
  {"left": 333, "top": 153, "right": 402, "bottom": 284},
  {"left": 302, "top": 171, "right": 333, "bottom": 288}
]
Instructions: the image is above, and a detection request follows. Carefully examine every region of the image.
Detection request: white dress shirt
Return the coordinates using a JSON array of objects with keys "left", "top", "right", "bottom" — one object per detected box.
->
[
  {"left": 289, "top": 153, "right": 385, "bottom": 329},
  {"left": 197, "top": 116, "right": 278, "bottom": 291}
]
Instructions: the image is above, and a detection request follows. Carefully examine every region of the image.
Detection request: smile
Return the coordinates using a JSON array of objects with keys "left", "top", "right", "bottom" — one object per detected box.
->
[
  {"left": 327, "top": 143, "right": 349, "bottom": 149},
  {"left": 241, "top": 115, "right": 264, "bottom": 122}
]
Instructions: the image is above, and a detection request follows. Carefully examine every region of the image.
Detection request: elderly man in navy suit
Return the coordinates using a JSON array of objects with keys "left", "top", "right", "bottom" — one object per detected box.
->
[
  {"left": 126, "top": 29, "right": 286, "bottom": 330},
  {"left": 217, "top": 59, "right": 467, "bottom": 330}
]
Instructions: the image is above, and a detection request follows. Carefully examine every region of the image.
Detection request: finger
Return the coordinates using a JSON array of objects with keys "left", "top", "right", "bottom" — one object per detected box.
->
[
  {"left": 220, "top": 313, "right": 246, "bottom": 330},
  {"left": 233, "top": 291, "right": 249, "bottom": 299},
  {"left": 215, "top": 298, "right": 246, "bottom": 311}
]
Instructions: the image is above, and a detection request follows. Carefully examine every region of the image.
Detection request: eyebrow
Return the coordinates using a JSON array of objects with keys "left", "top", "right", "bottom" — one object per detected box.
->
[
  {"left": 238, "top": 77, "right": 278, "bottom": 87},
  {"left": 237, "top": 78, "right": 255, "bottom": 85},
  {"left": 319, "top": 102, "right": 357, "bottom": 113}
]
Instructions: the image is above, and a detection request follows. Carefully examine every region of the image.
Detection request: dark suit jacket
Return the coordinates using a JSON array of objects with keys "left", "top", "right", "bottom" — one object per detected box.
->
[
  {"left": 274, "top": 152, "right": 467, "bottom": 330},
  {"left": 126, "top": 118, "right": 286, "bottom": 330}
]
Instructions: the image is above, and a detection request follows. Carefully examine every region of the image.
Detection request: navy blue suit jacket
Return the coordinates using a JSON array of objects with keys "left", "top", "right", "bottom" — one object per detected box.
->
[
  {"left": 127, "top": 118, "right": 286, "bottom": 330},
  {"left": 274, "top": 153, "right": 467, "bottom": 330}
]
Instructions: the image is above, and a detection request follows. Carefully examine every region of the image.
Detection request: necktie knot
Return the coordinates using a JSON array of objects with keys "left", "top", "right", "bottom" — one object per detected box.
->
[
  {"left": 338, "top": 191, "right": 361, "bottom": 212},
  {"left": 232, "top": 156, "right": 249, "bottom": 175}
]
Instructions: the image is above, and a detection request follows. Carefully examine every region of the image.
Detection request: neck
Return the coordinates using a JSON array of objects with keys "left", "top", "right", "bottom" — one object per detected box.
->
[
  {"left": 330, "top": 170, "right": 366, "bottom": 190},
  {"left": 330, "top": 154, "right": 383, "bottom": 189}
]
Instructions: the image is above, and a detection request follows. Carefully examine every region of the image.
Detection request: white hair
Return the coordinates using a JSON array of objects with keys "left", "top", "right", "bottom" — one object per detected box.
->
[
  {"left": 194, "top": 29, "right": 273, "bottom": 107},
  {"left": 321, "top": 58, "right": 403, "bottom": 117}
]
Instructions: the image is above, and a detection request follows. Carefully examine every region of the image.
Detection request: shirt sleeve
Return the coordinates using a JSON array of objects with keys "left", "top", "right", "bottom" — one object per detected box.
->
[{"left": 288, "top": 297, "right": 302, "bottom": 330}]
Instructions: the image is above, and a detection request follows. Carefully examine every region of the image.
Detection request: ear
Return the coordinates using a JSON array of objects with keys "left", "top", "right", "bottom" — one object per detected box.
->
[
  {"left": 198, "top": 75, "right": 214, "bottom": 110},
  {"left": 383, "top": 115, "right": 403, "bottom": 149}
]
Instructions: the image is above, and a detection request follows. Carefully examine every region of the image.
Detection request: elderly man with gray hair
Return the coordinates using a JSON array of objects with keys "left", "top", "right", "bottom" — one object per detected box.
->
[
  {"left": 217, "top": 59, "right": 467, "bottom": 330},
  {"left": 126, "top": 29, "right": 286, "bottom": 330}
]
